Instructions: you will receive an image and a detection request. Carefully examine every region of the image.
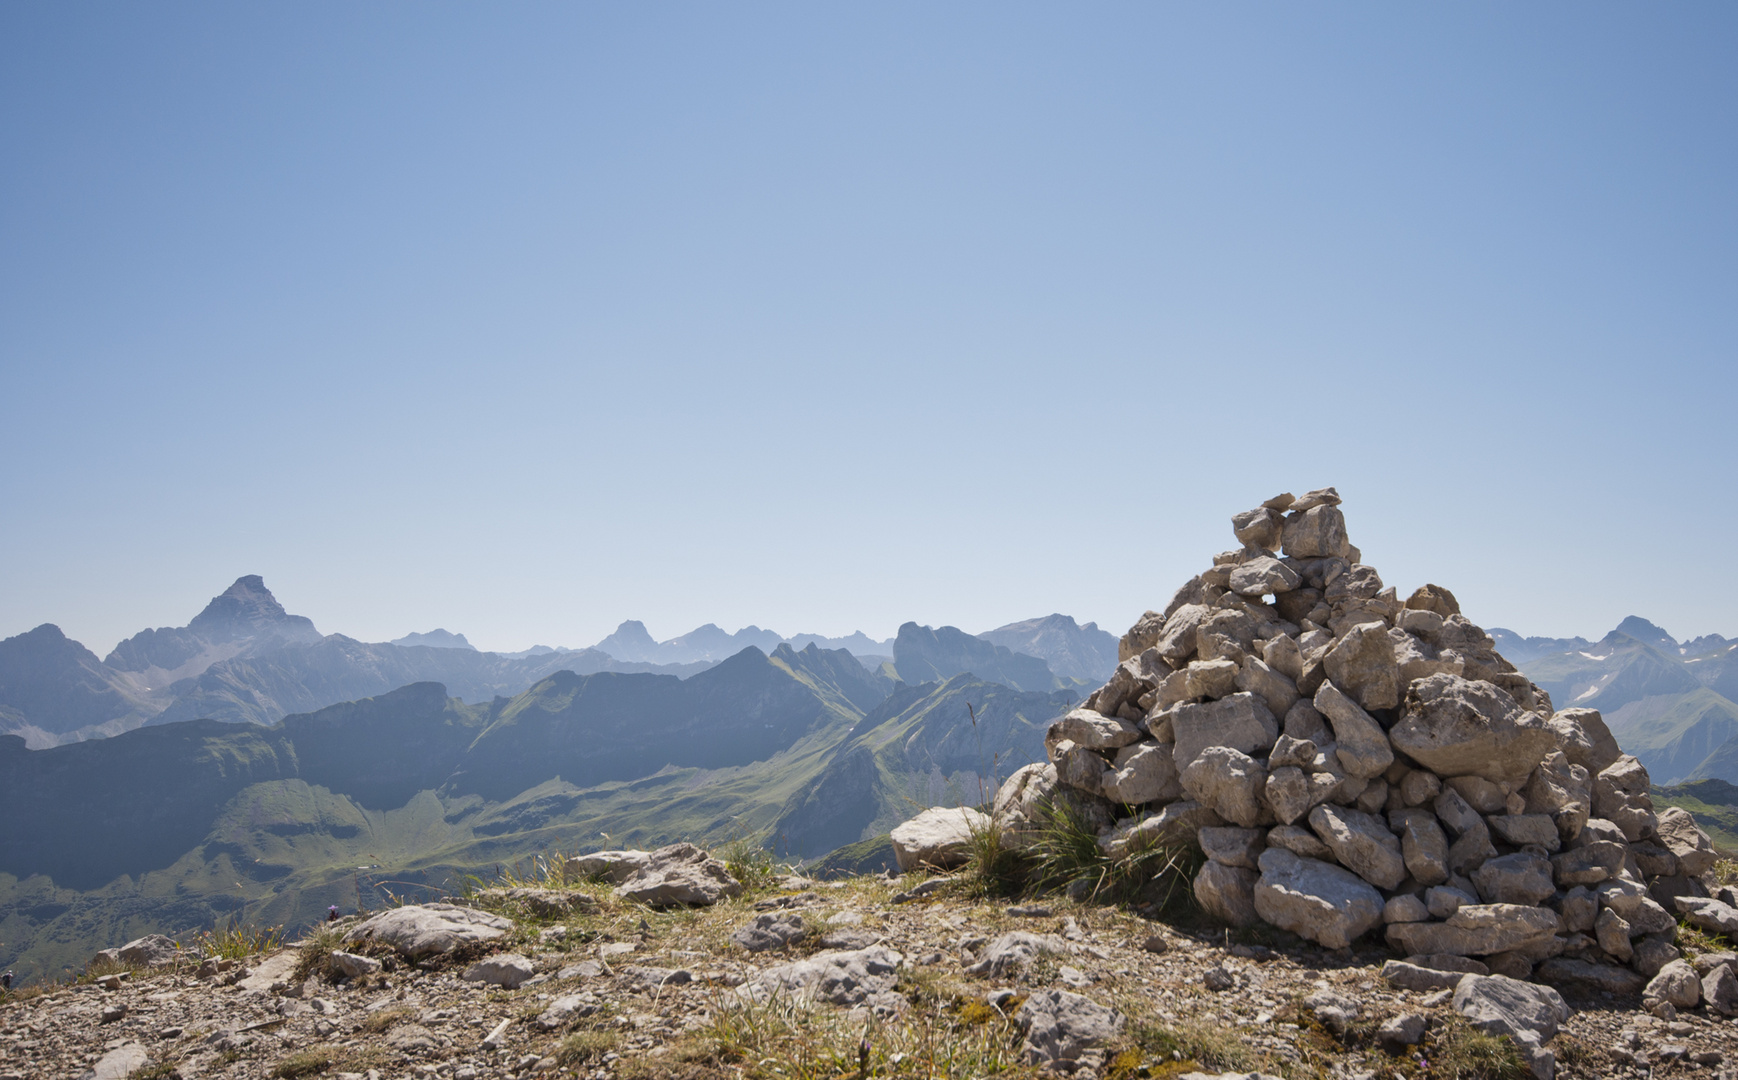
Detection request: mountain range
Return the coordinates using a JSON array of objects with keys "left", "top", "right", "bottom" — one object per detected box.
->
[
  {"left": 18, "top": 573, "right": 1737, "bottom": 989},
  {"left": 0, "top": 636, "right": 1071, "bottom": 983},
  {"left": 1502, "top": 616, "right": 1738, "bottom": 786},
  {"left": 0, "top": 577, "right": 1118, "bottom": 749}
]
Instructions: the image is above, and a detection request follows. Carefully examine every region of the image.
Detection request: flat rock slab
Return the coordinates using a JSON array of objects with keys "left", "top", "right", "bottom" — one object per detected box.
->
[
  {"left": 818, "top": 928, "right": 881, "bottom": 950},
  {"left": 79, "top": 1041, "right": 149, "bottom": 1080},
  {"left": 535, "top": 993, "right": 601, "bottom": 1030},
  {"left": 565, "top": 850, "right": 653, "bottom": 883},
  {"left": 742, "top": 946, "right": 904, "bottom": 1006},
  {"left": 1015, "top": 988, "right": 1124, "bottom": 1066},
  {"left": 461, "top": 953, "right": 535, "bottom": 988},
  {"left": 622, "top": 965, "right": 694, "bottom": 992},
  {"left": 344, "top": 903, "right": 512, "bottom": 959},
  {"left": 329, "top": 950, "right": 381, "bottom": 979},
  {"left": 1381, "top": 960, "right": 1470, "bottom": 993},
  {"left": 235, "top": 949, "right": 300, "bottom": 993}
]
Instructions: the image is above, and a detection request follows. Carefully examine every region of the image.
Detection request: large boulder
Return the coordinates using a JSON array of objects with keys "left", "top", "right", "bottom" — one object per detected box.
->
[
  {"left": 1252, "top": 847, "right": 1384, "bottom": 949},
  {"left": 1179, "top": 746, "right": 1268, "bottom": 828},
  {"left": 1323, "top": 624, "right": 1402, "bottom": 712},
  {"left": 1546, "top": 708, "right": 1622, "bottom": 774},
  {"left": 1230, "top": 556, "right": 1301, "bottom": 598},
  {"left": 1655, "top": 807, "right": 1718, "bottom": 877},
  {"left": 1470, "top": 853, "right": 1557, "bottom": 907},
  {"left": 1307, "top": 804, "right": 1405, "bottom": 890},
  {"left": 1193, "top": 861, "right": 1260, "bottom": 928},
  {"left": 1453, "top": 974, "right": 1569, "bottom": 1080},
  {"left": 345, "top": 903, "right": 512, "bottom": 959},
  {"left": 1388, "top": 808, "right": 1450, "bottom": 886},
  {"left": 1101, "top": 743, "right": 1181, "bottom": 806},
  {"left": 891, "top": 806, "right": 991, "bottom": 872},
  {"left": 1313, "top": 682, "right": 1393, "bottom": 779},
  {"left": 1389, "top": 675, "right": 1557, "bottom": 783},
  {"left": 1592, "top": 756, "right": 1658, "bottom": 842},
  {"left": 1170, "top": 693, "right": 1278, "bottom": 773},
  {"left": 615, "top": 842, "right": 744, "bottom": 905},
  {"left": 1047, "top": 708, "right": 1143, "bottom": 752},
  {"left": 1282, "top": 504, "right": 1349, "bottom": 559},
  {"left": 1385, "top": 904, "right": 1562, "bottom": 958},
  {"left": 116, "top": 935, "right": 181, "bottom": 969}
]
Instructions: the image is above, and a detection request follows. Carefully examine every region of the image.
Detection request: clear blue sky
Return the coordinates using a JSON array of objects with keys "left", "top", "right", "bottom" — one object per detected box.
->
[{"left": 3, "top": 3, "right": 1734, "bottom": 655}]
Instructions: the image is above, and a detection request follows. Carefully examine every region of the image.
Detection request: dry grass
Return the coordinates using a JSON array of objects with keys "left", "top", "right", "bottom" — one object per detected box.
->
[
  {"left": 270, "top": 1045, "right": 340, "bottom": 1078},
  {"left": 1124, "top": 1013, "right": 1257, "bottom": 1075},
  {"left": 555, "top": 1027, "right": 622, "bottom": 1066},
  {"left": 697, "top": 986, "right": 1042, "bottom": 1080},
  {"left": 359, "top": 1006, "right": 416, "bottom": 1034},
  {"left": 194, "top": 919, "right": 284, "bottom": 962},
  {"left": 1710, "top": 856, "right": 1738, "bottom": 887}
]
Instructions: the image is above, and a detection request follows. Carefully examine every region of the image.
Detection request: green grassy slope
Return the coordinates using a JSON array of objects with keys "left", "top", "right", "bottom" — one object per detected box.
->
[
  {"left": 1653, "top": 778, "right": 1738, "bottom": 853},
  {"left": 1605, "top": 688, "right": 1738, "bottom": 785},
  {"left": 769, "top": 673, "right": 1068, "bottom": 859}
]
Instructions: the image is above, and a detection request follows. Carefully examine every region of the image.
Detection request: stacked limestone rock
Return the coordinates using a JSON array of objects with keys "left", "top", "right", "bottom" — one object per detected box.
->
[{"left": 991, "top": 487, "right": 1721, "bottom": 995}]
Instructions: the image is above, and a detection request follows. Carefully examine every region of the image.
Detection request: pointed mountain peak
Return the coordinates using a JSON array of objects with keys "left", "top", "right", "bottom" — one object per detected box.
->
[
  {"left": 1612, "top": 616, "right": 1676, "bottom": 651},
  {"left": 187, "top": 576, "right": 320, "bottom": 643},
  {"left": 593, "top": 619, "right": 661, "bottom": 662}
]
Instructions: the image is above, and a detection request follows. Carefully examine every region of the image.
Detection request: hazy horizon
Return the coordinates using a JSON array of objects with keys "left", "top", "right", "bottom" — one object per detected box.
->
[{"left": 4, "top": 4, "right": 1735, "bottom": 654}]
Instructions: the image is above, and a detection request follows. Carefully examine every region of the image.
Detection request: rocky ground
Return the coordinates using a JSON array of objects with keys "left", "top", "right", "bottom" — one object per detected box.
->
[{"left": 8, "top": 851, "right": 1738, "bottom": 1080}]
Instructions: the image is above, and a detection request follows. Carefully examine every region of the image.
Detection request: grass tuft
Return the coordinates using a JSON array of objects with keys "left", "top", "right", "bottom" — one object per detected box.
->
[
  {"left": 1675, "top": 917, "right": 1729, "bottom": 956},
  {"left": 556, "top": 1028, "right": 622, "bottom": 1066},
  {"left": 269, "top": 1046, "right": 339, "bottom": 1078},
  {"left": 716, "top": 834, "right": 782, "bottom": 892},
  {"left": 1127, "top": 1016, "right": 1252, "bottom": 1073},
  {"left": 359, "top": 1006, "right": 416, "bottom": 1034},
  {"left": 697, "top": 985, "right": 1033, "bottom": 1079},
  {"left": 194, "top": 919, "right": 284, "bottom": 962},
  {"left": 961, "top": 814, "right": 1030, "bottom": 899},
  {"left": 1026, "top": 800, "right": 1200, "bottom": 909},
  {"left": 1427, "top": 1015, "right": 1531, "bottom": 1079},
  {"left": 290, "top": 922, "right": 346, "bottom": 983}
]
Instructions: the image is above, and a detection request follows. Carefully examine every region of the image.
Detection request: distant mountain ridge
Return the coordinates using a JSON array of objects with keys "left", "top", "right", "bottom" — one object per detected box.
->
[
  {"left": 0, "top": 579, "right": 710, "bottom": 747},
  {"left": 891, "top": 622, "right": 1078, "bottom": 694},
  {"left": 390, "top": 629, "right": 476, "bottom": 650},
  {"left": 0, "top": 642, "right": 1059, "bottom": 985},
  {"left": 1, "top": 577, "right": 1109, "bottom": 748},
  {"left": 976, "top": 613, "right": 1118, "bottom": 683},
  {"left": 1509, "top": 617, "right": 1738, "bottom": 786},
  {"left": 589, "top": 619, "right": 892, "bottom": 666}
]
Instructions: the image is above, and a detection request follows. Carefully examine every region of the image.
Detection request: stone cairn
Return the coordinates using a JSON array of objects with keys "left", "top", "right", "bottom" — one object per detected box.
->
[{"left": 991, "top": 487, "right": 1728, "bottom": 1002}]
